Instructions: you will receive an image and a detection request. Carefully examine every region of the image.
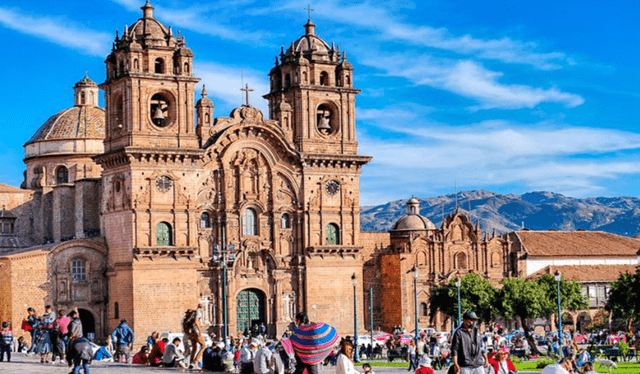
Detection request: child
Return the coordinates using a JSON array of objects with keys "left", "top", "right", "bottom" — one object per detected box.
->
[
  {"left": 415, "top": 356, "right": 434, "bottom": 374},
  {"left": 363, "top": 363, "right": 376, "bottom": 374},
  {"left": 0, "top": 321, "right": 13, "bottom": 362}
]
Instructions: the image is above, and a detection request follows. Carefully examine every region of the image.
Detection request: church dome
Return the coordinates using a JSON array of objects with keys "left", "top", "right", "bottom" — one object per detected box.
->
[
  {"left": 24, "top": 75, "right": 105, "bottom": 159},
  {"left": 392, "top": 198, "right": 436, "bottom": 231},
  {"left": 284, "top": 19, "right": 338, "bottom": 63},
  {"left": 124, "top": 1, "right": 176, "bottom": 48}
]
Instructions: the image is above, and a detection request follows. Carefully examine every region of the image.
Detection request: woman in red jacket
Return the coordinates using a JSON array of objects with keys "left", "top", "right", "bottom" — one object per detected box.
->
[{"left": 488, "top": 347, "right": 517, "bottom": 374}]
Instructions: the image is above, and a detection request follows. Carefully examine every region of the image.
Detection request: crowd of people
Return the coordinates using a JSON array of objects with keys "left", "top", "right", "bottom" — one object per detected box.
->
[{"left": 2, "top": 305, "right": 637, "bottom": 374}]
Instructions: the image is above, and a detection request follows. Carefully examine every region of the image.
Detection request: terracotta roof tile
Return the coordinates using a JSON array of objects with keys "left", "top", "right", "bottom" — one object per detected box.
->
[
  {"left": 514, "top": 230, "right": 640, "bottom": 257},
  {"left": 527, "top": 264, "right": 639, "bottom": 282}
]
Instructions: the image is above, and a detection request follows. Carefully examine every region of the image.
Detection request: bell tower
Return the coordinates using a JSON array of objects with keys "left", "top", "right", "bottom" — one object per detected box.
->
[
  {"left": 263, "top": 18, "right": 359, "bottom": 155},
  {"left": 101, "top": 0, "right": 199, "bottom": 153},
  {"left": 95, "top": 1, "right": 204, "bottom": 338}
]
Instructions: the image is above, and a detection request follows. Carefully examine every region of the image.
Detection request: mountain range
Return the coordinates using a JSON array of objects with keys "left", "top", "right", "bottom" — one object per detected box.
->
[{"left": 360, "top": 190, "right": 640, "bottom": 237}]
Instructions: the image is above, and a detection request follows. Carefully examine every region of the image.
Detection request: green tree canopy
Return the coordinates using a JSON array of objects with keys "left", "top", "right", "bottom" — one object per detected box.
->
[
  {"left": 605, "top": 266, "right": 640, "bottom": 333},
  {"left": 428, "top": 273, "right": 496, "bottom": 325}
]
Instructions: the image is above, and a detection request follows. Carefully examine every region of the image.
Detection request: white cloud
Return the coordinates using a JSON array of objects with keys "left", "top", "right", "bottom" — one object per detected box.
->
[
  {"left": 356, "top": 113, "right": 640, "bottom": 205},
  {"left": 276, "top": 0, "right": 568, "bottom": 70},
  {"left": 360, "top": 53, "right": 584, "bottom": 109},
  {"left": 0, "top": 7, "right": 111, "bottom": 56},
  {"left": 196, "top": 62, "right": 270, "bottom": 115}
]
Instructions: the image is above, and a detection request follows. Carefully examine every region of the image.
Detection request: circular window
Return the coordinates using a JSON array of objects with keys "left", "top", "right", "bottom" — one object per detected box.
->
[
  {"left": 155, "top": 175, "right": 173, "bottom": 192},
  {"left": 149, "top": 92, "right": 174, "bottom": 128}
]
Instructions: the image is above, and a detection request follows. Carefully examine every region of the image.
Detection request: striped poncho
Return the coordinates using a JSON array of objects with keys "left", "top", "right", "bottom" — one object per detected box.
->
[{"left": 291, "top": 322, "right": 339, "bottom": 365}]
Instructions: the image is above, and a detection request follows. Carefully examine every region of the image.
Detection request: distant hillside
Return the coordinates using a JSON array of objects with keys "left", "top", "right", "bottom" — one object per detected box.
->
[{"left": 360, "top": 190, "right": 640, "bottom": 237}]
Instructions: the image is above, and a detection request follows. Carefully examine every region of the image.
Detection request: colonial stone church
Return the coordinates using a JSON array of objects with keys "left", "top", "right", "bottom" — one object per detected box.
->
[{"left": 1, "top": 2, "right": 637, "bottom": 343}]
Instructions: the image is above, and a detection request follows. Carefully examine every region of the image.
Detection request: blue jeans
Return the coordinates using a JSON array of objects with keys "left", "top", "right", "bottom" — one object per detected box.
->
[{"left": 73, "top": 357, "right": 90, "bottom": 374}]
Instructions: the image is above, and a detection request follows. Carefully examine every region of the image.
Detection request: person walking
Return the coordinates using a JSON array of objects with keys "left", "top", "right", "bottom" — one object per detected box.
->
[
  {"left": 451, "top": 311, "right": 488, "bottom": 374},
  {"left": 111, "top": 319, "right": 135, "bottom": 363},
  {"left": 183, "top": 305, "right": 207, "bottom": 369},
  {"left": 0, "top": 321, "right": 13, "bottom": 362}
]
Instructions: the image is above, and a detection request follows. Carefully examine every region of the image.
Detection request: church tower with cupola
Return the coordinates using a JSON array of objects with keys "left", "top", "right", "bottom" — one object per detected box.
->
[{"left": 95, "top": 1, "right": 205, "bottom": 335}]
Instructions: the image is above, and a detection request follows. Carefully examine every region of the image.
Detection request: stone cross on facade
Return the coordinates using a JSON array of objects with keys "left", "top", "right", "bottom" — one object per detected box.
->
[
  {"left": 241, "top": 84, "right": 254, "bottom": 106},
  {"left": 305, "top": 4, "right": 314, "bottom": 19}
]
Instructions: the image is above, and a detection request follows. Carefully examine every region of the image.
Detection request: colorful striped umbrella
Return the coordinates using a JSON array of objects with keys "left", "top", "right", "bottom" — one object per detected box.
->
[{"left": 291, "top": 322, "right": 339, "bottom": 365}]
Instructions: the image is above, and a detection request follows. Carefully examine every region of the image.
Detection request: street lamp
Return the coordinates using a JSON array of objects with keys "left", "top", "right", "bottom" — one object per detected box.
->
[
  {"left": 455, "top": 276, "right": 462, "bottom": 328},
  {"left": 413, "top": 266, "right": 419, "bottom": 345},
  {"left": 555, "top": 270, "right": 563, "bottom": 346},
  {"left": 351, "top": 273, "right": 359, "bottom": 362},
  {"left": 213, "top": 242, "right": 236, "bottom": 346}
]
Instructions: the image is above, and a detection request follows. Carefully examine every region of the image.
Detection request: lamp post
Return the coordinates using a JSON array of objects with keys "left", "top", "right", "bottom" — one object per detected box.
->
[
  {"left": 413, "top": 266, "right": 419, "bottom": 345},
  {"left": 213, "top": 242, "right": 236, "bottom": 346},
  {"left": 455, "top": 276, "right": 462, "bottom": 328},
  {"left": 351, "top": 273, "right": 359, "bottom": 362},
  {"left": 555, "top": 270, "right": 563, "bottom": 346}
]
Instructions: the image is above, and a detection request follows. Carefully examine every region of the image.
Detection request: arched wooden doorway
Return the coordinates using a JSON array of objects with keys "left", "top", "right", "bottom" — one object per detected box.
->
[{"left": 236, "top": 288, "right": 265, "bottom": 334}]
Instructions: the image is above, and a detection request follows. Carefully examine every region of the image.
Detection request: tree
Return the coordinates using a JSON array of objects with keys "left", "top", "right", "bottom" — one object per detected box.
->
[
  {"left": 496, "top": 275, "right": 586, "bottom": 355},
  {"left": 496, "top": 278, "right": 548, "bottom": 355},
  {"left": 429, "top": 273, "right": 496, "bottom": 326},
  {"left": 605, "top": 266, "right": 640, "bottom": 334}
]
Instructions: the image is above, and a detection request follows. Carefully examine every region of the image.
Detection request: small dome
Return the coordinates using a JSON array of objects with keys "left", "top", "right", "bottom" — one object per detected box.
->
[
  {"left": 392, "top": 197, "right": 436, "bottom": 231},
  {"left": 196, "top": 85, "right": 214, "bottom": 108},
  {"left": 26, "top": 106, "right": 105, "bottom": 144},
  {"left": 393, "top": 215, "right": 436, "bottom": 231},
  {"left": 74, "top": 75, "right": 98, "bottom": 87},
  {"left": 284, "top": 19, "right": 336, "bottom": 63}
]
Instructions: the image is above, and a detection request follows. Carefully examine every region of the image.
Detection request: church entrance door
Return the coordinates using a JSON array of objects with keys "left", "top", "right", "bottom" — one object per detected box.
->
[
  {"left": 78, "top": 308, "right": 95, "bottom": 336},
  {"left": 236, "top": 288, "right": 265, "bottom": 334}
]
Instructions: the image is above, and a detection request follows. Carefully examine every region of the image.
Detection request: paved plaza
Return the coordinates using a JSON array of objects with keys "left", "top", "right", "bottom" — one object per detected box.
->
[{"left": 0, "top": 353, "right": 452, "bottom": 374}]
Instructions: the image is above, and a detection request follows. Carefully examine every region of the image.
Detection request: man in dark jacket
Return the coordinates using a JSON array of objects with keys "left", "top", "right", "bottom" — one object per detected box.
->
[
  {"left": 451, "top": 311, "right": 488, "bottom": 374},
  {"left": 111, "top": 319, "right": 135, "bottom": 364}
]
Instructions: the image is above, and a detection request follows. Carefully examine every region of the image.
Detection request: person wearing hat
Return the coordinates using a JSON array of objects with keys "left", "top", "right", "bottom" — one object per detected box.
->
[
  {"left": 487, "top": 347, "right": 516, "bottom": 374},
  {"left": 415, "top": 356, "right": 434, "bottom": 374},
  {"left": 336, "top": 338, "right": 357, "bottom": 374},
  {"left": 451, "top": 311, "right": 488, "bottom": 374}
]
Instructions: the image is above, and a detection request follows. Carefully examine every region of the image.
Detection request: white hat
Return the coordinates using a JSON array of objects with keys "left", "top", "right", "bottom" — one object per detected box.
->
[
  {"left": 542, "top": 364, "right": 570, "bottom": 374},
  {"left": 418, "top": 356, "right": 432, "bottom": 367}
]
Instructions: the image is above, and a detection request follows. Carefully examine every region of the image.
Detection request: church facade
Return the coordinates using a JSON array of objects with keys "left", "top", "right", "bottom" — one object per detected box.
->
[{"left": 1, "top": 2, "right": 638, "bottom": 344}]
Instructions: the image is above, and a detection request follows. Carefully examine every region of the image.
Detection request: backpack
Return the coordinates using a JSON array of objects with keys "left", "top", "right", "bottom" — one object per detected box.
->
[{"left": 182, "top": 309, "right": 197, "bottom": 334}]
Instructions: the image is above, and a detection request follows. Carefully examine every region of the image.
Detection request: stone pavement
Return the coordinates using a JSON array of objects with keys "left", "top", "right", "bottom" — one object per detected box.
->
[{"left": 0, "top": 354, "right": 540, "bottom": 374}]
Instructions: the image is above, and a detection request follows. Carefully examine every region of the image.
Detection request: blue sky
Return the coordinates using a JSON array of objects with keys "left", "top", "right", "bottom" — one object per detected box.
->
[{"left": 0, "top": 0, "right": 638, "bottom": 206}]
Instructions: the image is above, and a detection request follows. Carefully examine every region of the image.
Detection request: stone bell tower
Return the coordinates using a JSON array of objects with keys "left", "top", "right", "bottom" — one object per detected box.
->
[
  {"left": 95, "top": 1, "right": 204, "bottom": 336},
  {"left": 264, "top": 17, "right": 371, "bottom": 332},
  {"left": 263, "top": 18, "right": 359, "bottom": 155}
]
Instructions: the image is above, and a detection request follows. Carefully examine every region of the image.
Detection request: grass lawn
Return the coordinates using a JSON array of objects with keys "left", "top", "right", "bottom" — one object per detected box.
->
[
  {"left": 360, "top": 359, "right": 411, "bottom": 367},
  {"left": 513, "top": 358, "right": 640, "bottom": 374}
]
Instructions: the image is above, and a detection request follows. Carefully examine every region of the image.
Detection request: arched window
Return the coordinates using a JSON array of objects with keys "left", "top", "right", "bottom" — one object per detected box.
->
[
  {"left": 200, "top": 212, "right": 211, "bottom": 228},
  {"left": 80, "top": 92, "right": 86, "bottom": 105},
  {"left": 56, "top": 166, "right": 69, "bottom": 184},
  {"left": 326, "top": 223, "right": 340, "bottom": 245},
  {"left": 420, "top": 302, "right": 428, "bottom": 317},
  {"left": 155, "top": 58, "right": 165, "bottom": 74},
  {"left": 285, "top": 74, "right": 291, "bottom": 88},
  {"left": 243, "top": 208, "right": 257, "bottom": 236},
  {"left": 114, "top": 302, "right": 119, "bottom": 319},
  {"left": 184, "top": 62, "right": 190, "bottom": 74},
  {"left": 119, "top": 61, "right": 125, "bottom": 76},
  {"left": 133, "top": 59, "right": 139, "bottom": 71},
  {"left": 302, "top": 71, "right": 308, "bottom": 84},
  {"left": 320, "top": 71, "right": 329, "bottom": 86},
  {"left": 455, "top": 252, "right": 467, "bottom": 269},
  {"left": 281, "top": 213, "right": 290, "bottom": 229},
  {"left": 205, "top": 113, "right": 210, "bottom": 124},
  {"left": 156, "top": 222, "right": 172, "bottom": 246},
  {"left": 345, "top": 75, "right": 351, "bottom": 86},
  {"left": 71, "top": 258, "right": 86, "bottom": 281}
]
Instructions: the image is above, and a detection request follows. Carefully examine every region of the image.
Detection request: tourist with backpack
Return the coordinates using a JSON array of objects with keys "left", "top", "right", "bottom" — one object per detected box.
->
[
  {"left": 111, "top": 319, "right": 135, "bottom": 363},
  {"left": 183, "top": 305, "right": 207, "bottom": 369}
]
